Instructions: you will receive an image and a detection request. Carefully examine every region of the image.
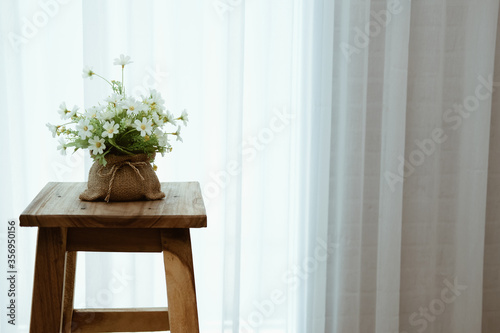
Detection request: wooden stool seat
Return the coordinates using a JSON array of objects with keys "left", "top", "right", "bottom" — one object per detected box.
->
[{"left": 20, "top": 182, "right": 207, "bottom": 333}]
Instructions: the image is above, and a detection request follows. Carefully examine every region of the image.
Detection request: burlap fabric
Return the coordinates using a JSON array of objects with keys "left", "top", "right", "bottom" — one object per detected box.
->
[{"left": 79, "top": 153, "right": 165, "bottom": 202}]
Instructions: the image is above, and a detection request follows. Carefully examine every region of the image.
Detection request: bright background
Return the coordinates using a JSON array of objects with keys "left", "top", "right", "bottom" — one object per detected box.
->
[
  {"left": 2, "top": 0, "right": 500, "bottom": 333},
  {"left": 0, "top": 0, "right": 331, "bottom": 332}
]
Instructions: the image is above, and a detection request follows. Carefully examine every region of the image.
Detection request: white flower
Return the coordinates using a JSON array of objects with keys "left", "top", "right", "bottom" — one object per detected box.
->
[
  {"left": 159, "top": 134, "right": 169, "bottom": 147},
  {"left": 84, "top": 105, "right": 104, "bottom": 119},
  {"left": 102, "top": 120, "right": 119, "bottom": 138},
  {"left": 178, "top": 110, "right": 188, "bottom": 126},
  {"left": 68, "top": 106, "right": 79, "bottom": 118},
  {"left": 123, "top": 118, "right": 132, "bottom": 127},
  {"left": 57, "top": 137, "right": 67, "bottom": 155},
  {"left": 76, "top": 119, "right": 94, "bottom": 140},
  {"left": 164, "top": 111, "right": 177, "bottom": 126},
  {"left": 174, "top": 125, "right": 183, "bottom": 142},
  {"left": 152, "top": 112, "right": 161, "bottom": 125},
  {"left": 121, "top": 98, "right": 146, "bottom": 116},
  {"left": 154, "top": 128, "right": 169, "bottom": 146},
  {"left": 88, "top": 136, "right": 106, "bottom": 155},
  {"left": 155, "top": 108, "right": 166, "bottom": 117},
  {"left": 57, "top": 102, "right": 67, "bottom": 118},
  {"left": 105, "top": 94, "right": 124, "bottom": 114},
  {"left": 97, "top": 108, "right": 116, "bottom": 121},
  {"left": 57, "top": 103, "right": 79, "bottom": 119},
  {"left": 46, "top": 123, "right": 57, "bottom": 138},
  {"left": 113, "top": 54, "right": 133, "bottom": 67},
  {"left": 105, "top": 93, "right": 124, "bottom": 106},
  {"left": 134, "top": 117, "right": 153, "bottom": 137},
  {"left": 82, "top": 66, "right": 95, "bottom": 79},
  {"left": 144, "top": 89, "right": 165, "bottom": 110}
]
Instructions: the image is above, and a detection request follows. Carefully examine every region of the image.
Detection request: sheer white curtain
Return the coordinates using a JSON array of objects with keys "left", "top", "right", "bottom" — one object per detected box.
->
[
  {"left": 1, "top": 0, "right": 500, "bottom": 333},
  {"left": 0, "top": 0, "right": 85, "bottom": 331},
  {"left": 324, "top": 1, "right": 500, "bottom": 333},
  {"left": 0, "top": 0, "right": 332, "bottom": 332},
  {"left": 78, "top": 1, "right": 333, "bottom": 332}
]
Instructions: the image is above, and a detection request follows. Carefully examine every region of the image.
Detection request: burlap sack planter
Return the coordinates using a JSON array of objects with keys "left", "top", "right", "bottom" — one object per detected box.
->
[{"left": 80, "top": 153, "right": 165, "bottom": 202}]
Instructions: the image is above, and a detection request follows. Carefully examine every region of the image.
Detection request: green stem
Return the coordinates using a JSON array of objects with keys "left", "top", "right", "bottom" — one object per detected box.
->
[
  {"left": 121, "top": 128, "right": 136, "bottom": 136},
  {"left": 108, "top": 138, "right": 134, "bottom": 155},
  {"left": 122, "top": 66, "right": 125, "bottom": 95}
]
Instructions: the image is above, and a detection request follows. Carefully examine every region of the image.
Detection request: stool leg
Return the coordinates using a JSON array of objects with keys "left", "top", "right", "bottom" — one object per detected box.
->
[
  {"left": 161, "top": 229, "right": 200, "bottom": 333},
  {"left": 62, "top": 251, "right": 77, "bottom": 333},
  {"left": 30, "top": 227, "right": 67, "bottom": 333}
]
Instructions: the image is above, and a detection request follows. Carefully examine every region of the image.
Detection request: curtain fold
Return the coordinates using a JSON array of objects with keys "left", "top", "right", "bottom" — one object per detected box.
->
[
  {"left": 483, "top": 4, "right": 500, "bottom": 331},
  {"left": 325, "top": 1, "right": 500, "bottom": 333},
  {"left": 1, "top": 0, "right": 500, "bottom": 332}
]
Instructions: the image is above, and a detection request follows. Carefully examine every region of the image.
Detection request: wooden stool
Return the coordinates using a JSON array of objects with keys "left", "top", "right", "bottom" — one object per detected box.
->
[{"left": 20, "top": 182, "right": 207, "bottom": 333}]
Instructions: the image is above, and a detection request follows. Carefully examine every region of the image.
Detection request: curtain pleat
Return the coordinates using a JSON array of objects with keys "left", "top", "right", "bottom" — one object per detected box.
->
[
  {"left": 483, "top": 4, "right": 500, "bottom": 332},
  {"left": 324, "top": 0, "right": 500, "bottom": 333}
]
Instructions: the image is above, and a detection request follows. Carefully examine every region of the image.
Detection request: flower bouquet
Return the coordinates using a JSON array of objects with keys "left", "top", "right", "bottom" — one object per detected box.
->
[{"left": 47, "top": 55, "right": 188, "bottom": 202}]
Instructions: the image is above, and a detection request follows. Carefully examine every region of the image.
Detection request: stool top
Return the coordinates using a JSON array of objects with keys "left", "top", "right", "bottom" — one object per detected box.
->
[{"left": 20, "top": 182, "right": 207, "bottom": 228}]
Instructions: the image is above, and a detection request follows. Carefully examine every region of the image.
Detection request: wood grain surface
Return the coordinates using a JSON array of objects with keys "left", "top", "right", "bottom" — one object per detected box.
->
[
  {"left": 61, "top": 251, "right": 77, "bottom": 333},
  {"left": 66, "top": 228, "right": 163, "bottom": 252},
  {"left": 29, "top": 227, "right": 67, "bottom": 333},
  {"left": 162, "top": 229, "right": 200, "bottom": 332},
  {"left": 20, "top": 182, "right": 207, "bottom": 228},
  {"left": 71, "top": 307, "right": 170, "bottom": 332},
  {"left": 22, "top": 182, "right": 205, "bottom": 332}
]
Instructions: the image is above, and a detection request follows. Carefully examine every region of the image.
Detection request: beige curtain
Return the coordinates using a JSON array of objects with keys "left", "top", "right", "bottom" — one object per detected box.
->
[
  {"left": 324, "top": 0, "right": 500, "bottom": 332},
  {"left": 484, "top": 5, "right": 500, "bottom": 331}
]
